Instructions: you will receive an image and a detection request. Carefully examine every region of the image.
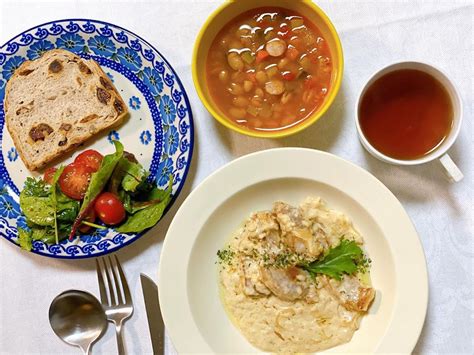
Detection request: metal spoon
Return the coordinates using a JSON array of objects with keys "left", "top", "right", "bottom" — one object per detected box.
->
[{"left": 49, "top": 290, "right": 107, "bottom": 355}]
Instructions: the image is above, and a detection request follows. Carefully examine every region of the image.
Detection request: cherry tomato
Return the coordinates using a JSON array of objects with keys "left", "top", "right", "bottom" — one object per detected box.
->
[
  {"left": 94, "top": 192, "right": 126, "bottom": 225},
  {"left": 58, "top": 163, "right": 94, "bottom": 200},
  {"left": 78, "top": 208, "right": 97, "bottom": 234},
  {"left": 43, "top": 167, "right": 57, "bottom": 184},
  {"left": 74, "top": 149, "right": 103, "bottom": 172}
]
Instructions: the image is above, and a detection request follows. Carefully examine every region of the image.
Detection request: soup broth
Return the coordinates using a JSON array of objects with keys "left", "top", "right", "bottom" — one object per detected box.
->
[{"left": 206, "top": 7, "right": 333, "bottom": 132}]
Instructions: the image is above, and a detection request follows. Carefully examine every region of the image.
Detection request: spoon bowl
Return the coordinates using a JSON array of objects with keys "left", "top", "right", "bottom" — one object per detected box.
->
[{"left": 49, "top": 290, "right": 107, "bottom": 354}]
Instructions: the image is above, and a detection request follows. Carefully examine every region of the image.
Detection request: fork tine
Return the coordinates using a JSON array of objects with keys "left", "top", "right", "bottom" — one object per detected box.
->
[
  {"left": 109, "top": 255, "right": 125, "bottom": 304},
  {"left": 114, "top": 254, "right": 132, "bottom": 305},
  {"left": 103, "top": 256, "right": 117, "bottom": 306},
  {"left": 96, "top": 259, "right": 109, "bottom": 305}
]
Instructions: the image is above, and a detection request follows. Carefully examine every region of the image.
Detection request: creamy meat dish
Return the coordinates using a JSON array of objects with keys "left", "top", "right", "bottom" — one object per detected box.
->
[{"left": 218, "top": 197, "right": 375, "bottom": 353}]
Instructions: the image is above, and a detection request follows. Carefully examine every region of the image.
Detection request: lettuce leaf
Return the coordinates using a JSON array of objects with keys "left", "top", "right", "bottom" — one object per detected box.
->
[
  {"left": 19, "top": 181, "right": 55, "bottom": 226},
  {"left": 18, "top": 228, "right": 32, "bottom": 251},
  {"left": 119, "top": 159, "right": 149, "bottom": 192}
]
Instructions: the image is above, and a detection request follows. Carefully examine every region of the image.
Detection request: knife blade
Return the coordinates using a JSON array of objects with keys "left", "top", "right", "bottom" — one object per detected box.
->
[{"left": 140, "top": 273, "right": 165, "bottom": 355}]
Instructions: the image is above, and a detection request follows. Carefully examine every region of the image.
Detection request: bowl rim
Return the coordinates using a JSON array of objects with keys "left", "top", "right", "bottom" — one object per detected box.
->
[
  {"left": 191, "top": 0, "right": 344, "bottom": 138},
  {"left": 158, "top": 147, "right": 428, "bottom": 353}
]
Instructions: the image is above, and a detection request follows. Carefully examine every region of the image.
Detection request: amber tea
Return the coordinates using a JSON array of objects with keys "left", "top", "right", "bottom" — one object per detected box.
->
[{"left": 359, "top": 69, "right": 453, "bottom": 160}]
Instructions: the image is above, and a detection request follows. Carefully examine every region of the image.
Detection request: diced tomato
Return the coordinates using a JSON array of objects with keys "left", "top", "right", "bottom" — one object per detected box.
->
[
  {"left": 278, "top": 24, "right": 291, "bottom": 39},
  {"left": 304, "top": 75, "right": 315, "bottom": 89},
  {"left": 58, "top": 163, "right": 94, "bottom": 200},
  {"left": 308, "top": 53, "right": 320, "bottom": 64},
  {"left": 280, "top": 23, "right": 289, "bottom": 33},
  {"left": 43, "top": 167, "right": 57, "bottom": 184},
  {"left": 255, "top": 50, "right": 269, "bottom": 64},
  {"left": 278, "top": 31, "right": 291, "bottom": 39},
  {"left": 78, "top": 208, "right": 97, "bottom": 234},
  {"left": 247, "top": 72, "right": 257, "bottom": 83},
  {"left": 289, "top": 37, "right": 303, "bottom": 50},
  {"left": 282, "top": 71, "right": 296, "bottom": 81},
  {"left": 286, "top": 47, "right": 299, "bottom": 61},
  {"left": 74, "top": 149, "right": 103, "bottom": 172}
]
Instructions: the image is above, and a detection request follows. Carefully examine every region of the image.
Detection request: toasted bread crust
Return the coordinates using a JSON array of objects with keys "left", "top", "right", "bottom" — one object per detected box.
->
[{"left": 4, "top": 49, "right": 128, "bottom": 171}]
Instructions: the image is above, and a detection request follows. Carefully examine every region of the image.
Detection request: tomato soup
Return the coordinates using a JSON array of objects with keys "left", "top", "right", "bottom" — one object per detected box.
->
[{"left": 206, "top": 7, "right": 333, "bottom": 132}]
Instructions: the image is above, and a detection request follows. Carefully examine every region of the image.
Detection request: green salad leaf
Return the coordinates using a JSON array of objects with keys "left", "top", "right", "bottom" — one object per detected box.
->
[
  {"left": 18, "top": 228, "right": 32, "bottom": 251},
  {"left": 31, "top": 227, "right": 56, "bottom": 244},
  {"left": 56, "top": 192, "right": 80, "bottom": 223},
  {"left": 18, "top": 169, "right": 78, "bottom": 245},
  {"left": 119, "top": 158, "right": 149, "bottom": 192},
  {"left": 299, "top": 239, "right": 366, "bottom": 280},
  {"left": 22, "top": 177, "right": 50, "bottom": 197},
  {"left": 19, "top": 178, "right": 55, "bottom": 227},
  {"left": 116, "top": 175, "right": 173, "bottom": 233}
]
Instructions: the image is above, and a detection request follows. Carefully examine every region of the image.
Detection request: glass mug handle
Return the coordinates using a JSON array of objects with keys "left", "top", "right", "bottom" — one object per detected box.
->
[{"left": 439, "top": 154, "right": 463, "bottom": 182}]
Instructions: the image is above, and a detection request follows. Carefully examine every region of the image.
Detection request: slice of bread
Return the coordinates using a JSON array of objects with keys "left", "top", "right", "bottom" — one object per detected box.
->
[{"left": 4, "top": 49, "right": 128, "bottom": 171}]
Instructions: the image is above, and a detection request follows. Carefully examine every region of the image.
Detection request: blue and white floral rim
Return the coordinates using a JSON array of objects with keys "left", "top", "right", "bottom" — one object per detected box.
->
[{"left": 0, "top": 19, "right": 194, "bottom": 258}]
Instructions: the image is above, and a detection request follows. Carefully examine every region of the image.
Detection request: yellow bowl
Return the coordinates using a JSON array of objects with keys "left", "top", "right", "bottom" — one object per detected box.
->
[{"left": 192, "top": 0, "right": 344, "bottom": 138}]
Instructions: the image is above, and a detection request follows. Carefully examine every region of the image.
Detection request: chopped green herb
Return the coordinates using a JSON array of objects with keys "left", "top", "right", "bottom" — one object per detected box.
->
[{"left": 217, "top": 247, "right": 235, "bottom": 266}]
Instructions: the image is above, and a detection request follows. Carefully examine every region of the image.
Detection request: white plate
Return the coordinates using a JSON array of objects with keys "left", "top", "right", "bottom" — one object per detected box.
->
[{"left": 158, "top": 148, "right": 428, "bottom": 353}]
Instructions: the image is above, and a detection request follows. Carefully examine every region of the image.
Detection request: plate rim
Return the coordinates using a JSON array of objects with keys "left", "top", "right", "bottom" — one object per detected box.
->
[
  {"left": 158, "top": 147, "right": 428, "bottom": 353},
  {"left": 0, "top": 18, "right": 194, "bottom": 259}
]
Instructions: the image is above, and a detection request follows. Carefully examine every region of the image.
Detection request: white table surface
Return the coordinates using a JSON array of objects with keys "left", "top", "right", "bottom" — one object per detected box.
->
[{"left": 0, "top": 1, "right": 472, "bottom": 354}]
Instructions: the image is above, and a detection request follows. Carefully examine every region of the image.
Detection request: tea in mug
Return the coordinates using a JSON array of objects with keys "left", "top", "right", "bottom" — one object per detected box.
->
[{"left": 359, "top": 69, "right": 453, "bottom": 160}]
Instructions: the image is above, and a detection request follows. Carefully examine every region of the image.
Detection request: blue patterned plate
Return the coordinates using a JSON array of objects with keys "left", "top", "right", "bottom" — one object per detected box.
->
[{"left": 0, "top": 19, "right": 194, "bottom": 258}]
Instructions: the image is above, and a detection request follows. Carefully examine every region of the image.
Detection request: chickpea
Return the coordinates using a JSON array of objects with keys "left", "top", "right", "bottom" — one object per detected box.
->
[
  {"left": 227, "top": 52, "right": 244, "bottom": 71},
  {"left": 229, "top": 107, "right": 246, "bottom": 119}
]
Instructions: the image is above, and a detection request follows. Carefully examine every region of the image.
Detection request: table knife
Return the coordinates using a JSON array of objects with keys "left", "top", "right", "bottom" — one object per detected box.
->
[{"left": 140, "top": 273, "right": 165, "bottom": 355}]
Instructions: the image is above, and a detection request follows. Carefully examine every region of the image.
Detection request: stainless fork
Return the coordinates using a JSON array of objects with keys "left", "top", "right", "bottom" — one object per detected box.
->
[{"left": 96, "top": 255, "right": 134, "bottom": 355}]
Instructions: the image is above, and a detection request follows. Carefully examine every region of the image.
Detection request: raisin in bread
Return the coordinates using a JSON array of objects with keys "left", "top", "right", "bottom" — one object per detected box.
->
[{"left": 4, "top": 49, "right": 128, "bottom": 171}]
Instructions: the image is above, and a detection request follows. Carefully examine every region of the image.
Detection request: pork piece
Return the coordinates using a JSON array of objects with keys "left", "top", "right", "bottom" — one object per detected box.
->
[
  {"left": 240, "top": 211, "right": 280, "bottom": 248},
  {"left": 240, "top": 256, "right": 271, "bottom": 297},
  {"left": 272, "top": 201, "right": 322, "bottom": 257},
  {"left": 260, "top": 266, "right": 308, "bottom": 301},
  {"left": 326, "top": 275, "right": 375, "bottom": 312},
  {"left": 300, "top": 196, "right": 364, "bottom": 247}
]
